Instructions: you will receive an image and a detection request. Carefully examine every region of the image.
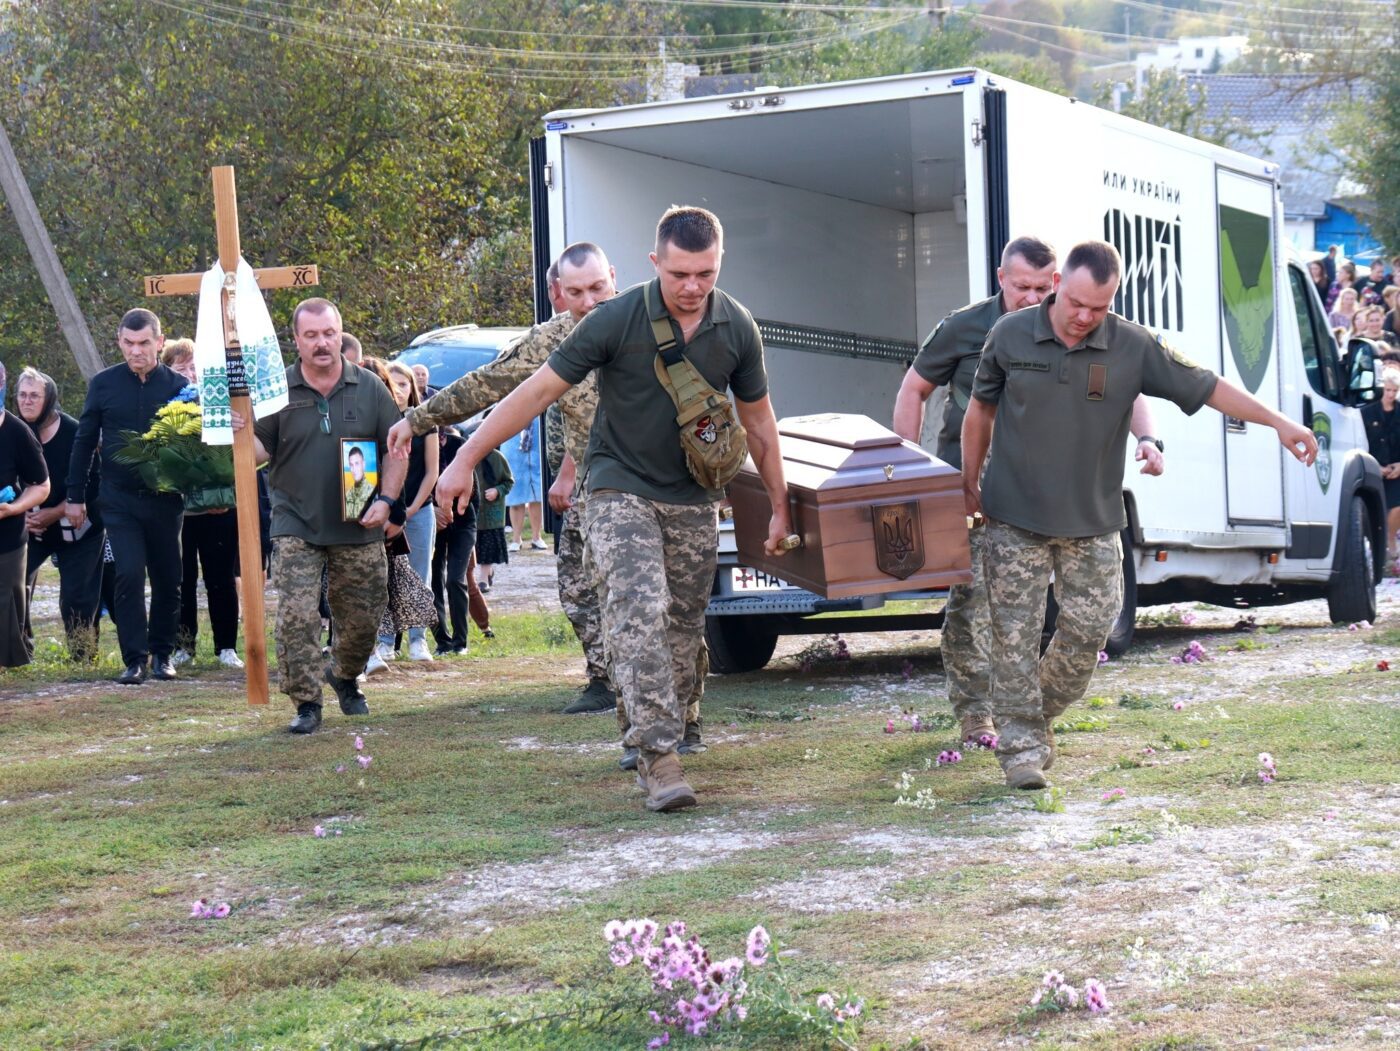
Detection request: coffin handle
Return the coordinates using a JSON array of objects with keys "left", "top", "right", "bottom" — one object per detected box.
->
[{"left": 778, "top": 533, "right": 803, "bottom": 551}]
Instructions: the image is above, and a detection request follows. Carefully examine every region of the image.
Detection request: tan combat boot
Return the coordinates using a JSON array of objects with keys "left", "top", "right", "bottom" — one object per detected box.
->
[
  {"left": 1004, "top": 761, "right": 1049, "bottom": 791},
  {"left": 640, "top": 751, "right": 698, "bottom": 812},
  {"left": 960, "top": 714, "right": 996, "bottom": 747}
]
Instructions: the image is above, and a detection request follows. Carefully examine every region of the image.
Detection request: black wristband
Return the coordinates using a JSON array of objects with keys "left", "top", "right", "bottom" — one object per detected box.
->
[{"left": 1137, "top": 436, "right": 1165, "bottom": 453}]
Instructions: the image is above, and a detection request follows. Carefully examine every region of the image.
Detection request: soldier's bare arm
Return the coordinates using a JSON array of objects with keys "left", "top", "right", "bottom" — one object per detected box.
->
[
  {"left": 893, "top": 368, "right": 938, "bottom": 443},
  {"left": 437, "top": 365, "right": 574, "bottom": 514},
  {"left": 960, "top": 397, "right": 997, "bottom": 516},
  {"left": 735, "top": 394, "right": 793, "bottom": 556},
  {"left": 1205, "top": 379, "right": 1318, "bottom": 465},
  {"left": 1129, "top": 394, "right": 1164, "bottom": 476}
]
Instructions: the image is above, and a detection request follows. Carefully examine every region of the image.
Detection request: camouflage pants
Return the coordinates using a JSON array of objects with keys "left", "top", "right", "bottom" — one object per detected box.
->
[
  {"left": 616, "top": 641, "right": 706, "bottom": 736},
  {"left": 556, "top": 495, "right": 608, "bottom": 683},
  {"left": 584, "top": 491, "right": 717, "bottom": 756},
  {"left": 983, "top": 520, "right": 1121, "bottom": 770},
  {"left": 273, "top": 536, "right": 387, "bottom": 708},
  {"left": 942, "top": 523, "right": 992, "bottom": 723}
]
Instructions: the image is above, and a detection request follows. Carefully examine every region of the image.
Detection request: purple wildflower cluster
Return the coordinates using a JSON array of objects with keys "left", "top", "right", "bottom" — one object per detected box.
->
[
  {"left": 1257, "top": 752, "right": 1277, "bottom": 784},
  {"left": 1346, "top": 620, "right": 1371, "bottom": 632},
  {"left": 935, "top": 749, "right": 962, "bottom": 767},
  {"left": 189, "top": 898, "right": 230, "bottom": 919},
  {"left": 1096, "top": 650, "right": 1109, "bottom": 666},
  {"left": 605, "top": 918, "right": 758, "bottom": 1042},
  {"left": 970, "top": 731, "right": 998, "bottom": 750},
  {"left": 1101, "top": 787, "right": 1126, "bottom": 803},
  {"left": 1170, "top": 640, "right": 1207, "bottom": 664},
  {"left": 1030, "top": 971, "right": 1110, "bottom": 1014},
  {"left": 354, "top": 735, "right": 373, "bottom": 768},
  {"left": 797, "top": 634, "right": 850, "bottom": 672}
]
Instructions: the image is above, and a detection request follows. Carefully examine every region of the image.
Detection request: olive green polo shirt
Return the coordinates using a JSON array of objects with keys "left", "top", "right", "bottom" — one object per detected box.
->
[
  {"left": 912, "top": 293, "right": 1005, "bottom": 470},
  {"left": 547, "top": 278, "right": 768, "bottom": 504},
  {"left": 972, "top": 295, "right": 1218, "bottom": 538},
  {"left": 255, "top": 360, "right": 403, "bottom": 546}
]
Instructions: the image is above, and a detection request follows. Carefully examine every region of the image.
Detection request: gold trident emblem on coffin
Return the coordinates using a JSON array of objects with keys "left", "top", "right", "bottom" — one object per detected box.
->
[{"left": 871, "top": 501, "right": 925, "bottom": 580}]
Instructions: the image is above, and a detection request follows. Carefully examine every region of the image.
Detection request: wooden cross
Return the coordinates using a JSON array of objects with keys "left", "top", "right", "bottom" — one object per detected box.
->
[{"left": 144, "top": 166, "right": 319, "bottom": 707}]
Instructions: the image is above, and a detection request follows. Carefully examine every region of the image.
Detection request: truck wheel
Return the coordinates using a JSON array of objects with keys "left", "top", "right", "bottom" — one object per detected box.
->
[
  {"left": 1041, "top": 529, "right": 1137, "bottom": 656},
  {"left": 1326, "top": 495, "right": 1377, "bottom": 624},
  {"left": 705, "top": 615, "right": 778, "bottom": 674}
]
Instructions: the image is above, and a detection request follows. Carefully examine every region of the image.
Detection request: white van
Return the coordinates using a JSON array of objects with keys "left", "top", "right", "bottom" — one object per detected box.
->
[{"left": 528, "top": 68, "right": 1386, "bottom": 671}]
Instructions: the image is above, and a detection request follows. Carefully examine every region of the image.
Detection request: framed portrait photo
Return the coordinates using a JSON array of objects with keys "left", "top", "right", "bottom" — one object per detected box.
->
[{"left": 341, "top": 439, "right": 380, "bottom": 522}]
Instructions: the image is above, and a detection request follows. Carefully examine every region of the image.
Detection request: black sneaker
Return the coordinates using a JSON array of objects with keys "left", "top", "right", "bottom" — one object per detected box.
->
[
  {"left": 116, "top": 662, "right": 147, "bottom": 685},
  {"left": 288, "top": 703, "right": 322, "bottom": 734},
  {"left": 562, "top": 678, "right": 615, "bottom": 715},
  {"left": 324, "top": 668, "right": 369, "bottom": 715}
]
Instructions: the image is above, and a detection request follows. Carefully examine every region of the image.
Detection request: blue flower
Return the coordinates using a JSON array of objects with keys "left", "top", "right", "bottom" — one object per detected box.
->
[{"left": 174, "top": 384, "right": 200, "bottom": 403}]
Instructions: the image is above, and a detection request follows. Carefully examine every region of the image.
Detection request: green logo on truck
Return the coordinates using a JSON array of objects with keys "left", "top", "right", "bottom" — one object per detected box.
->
[
  {"left": 1218, "top": 204, "right": 1275, "bottom": 395},
  {"left": 1312, "top": 411, "right": 1332, "bottom": 493}
]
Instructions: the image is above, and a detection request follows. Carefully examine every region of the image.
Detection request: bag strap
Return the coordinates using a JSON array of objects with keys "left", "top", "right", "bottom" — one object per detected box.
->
[{"left": 648, "top": 283, "right": 728, "bottom": 418}]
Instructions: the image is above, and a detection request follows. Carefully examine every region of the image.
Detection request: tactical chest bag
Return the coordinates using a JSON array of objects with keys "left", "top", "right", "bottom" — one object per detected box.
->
[{"left": 650, "top": 314, "right": 749, "bottom": 490}]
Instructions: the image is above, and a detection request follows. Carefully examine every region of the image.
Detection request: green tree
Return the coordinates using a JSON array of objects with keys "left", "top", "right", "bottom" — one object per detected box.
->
[{"left": 0, "top": 0, "right": 664, "bottom": 400}]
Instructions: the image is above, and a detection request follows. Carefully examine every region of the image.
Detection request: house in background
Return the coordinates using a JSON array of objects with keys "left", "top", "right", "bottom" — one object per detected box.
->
[
  {"left": 1187, "top": 73, "right": 1377, "bottom": 257},
  {"left": 1136, "top": 36, "right": 1248, "bottom": 91}
]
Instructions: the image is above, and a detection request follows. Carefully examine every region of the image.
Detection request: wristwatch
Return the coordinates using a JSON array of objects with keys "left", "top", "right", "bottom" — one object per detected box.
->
[
  {"left": 1137, "top": 435, "right": 1165, "bottom": 453},
  {"left": 372, "top": 494, "right": 395, "bottom": 507}
]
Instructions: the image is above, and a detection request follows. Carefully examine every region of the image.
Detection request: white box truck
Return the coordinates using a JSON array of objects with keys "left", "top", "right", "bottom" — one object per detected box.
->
[{"left": 528, "top": 68, "right": 1386, "bottom": 672}]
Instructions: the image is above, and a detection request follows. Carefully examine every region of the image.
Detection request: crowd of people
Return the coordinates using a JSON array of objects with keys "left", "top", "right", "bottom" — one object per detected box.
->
[{"left": 11, "top": 212, "right": 1400, "bottom": 817}]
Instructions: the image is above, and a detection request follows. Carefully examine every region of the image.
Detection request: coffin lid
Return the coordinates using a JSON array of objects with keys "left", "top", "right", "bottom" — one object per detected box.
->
[{"left": 765, "top": 413, "right": 955, "bottom": 492}]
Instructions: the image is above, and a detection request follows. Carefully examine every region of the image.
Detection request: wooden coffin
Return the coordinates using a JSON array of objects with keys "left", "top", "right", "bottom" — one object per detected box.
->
[{"left": 727, "top": 413, "right": 971, "bottom": 599}]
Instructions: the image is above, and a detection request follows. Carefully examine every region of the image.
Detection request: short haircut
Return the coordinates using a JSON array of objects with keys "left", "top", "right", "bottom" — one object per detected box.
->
[
  {"left": 161, "top": 337, "right": 195, "bottom": 366},
  {"left": 292, "top": 297, "right": 341, "bottom": 334},
  {"left": 655, "top": 206, "right": 722, "bottom": 254},
  {"left": 340, "top": 333, "right": 362, "bottom": 356},
  {"left": 1063, "top": 240, "right": 1122, "bottom": 286},
  {"left": 1341, "top": 263, "right": 1356, "bottom": 279},
  {"left": 1001, "top": 236, "right": 1056, "bottom": 271},
  {"left": 556, "top": 241, "right": 606, "bottom": 274},
  {"left": 348, "top": 445, "right": 365, "bottom": 461},
  {"left": 119, "top": 308, "right": 162, "bottom": 337},
  {"left": 545, "top": 261, "right": 560, "bottom": 288}
]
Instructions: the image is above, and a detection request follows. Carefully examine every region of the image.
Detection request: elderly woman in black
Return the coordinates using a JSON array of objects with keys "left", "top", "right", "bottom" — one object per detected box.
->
[
  {"left": 0, "top": 363, "right": 52, "bottom": 665},
  {"left": 17, "top": 367, "right": 103, "bottom": 661}
]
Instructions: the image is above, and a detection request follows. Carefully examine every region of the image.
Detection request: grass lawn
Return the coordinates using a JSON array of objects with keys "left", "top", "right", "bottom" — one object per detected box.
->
[{"left": 1, "top": 587, "right": 1398, "bottom": 1050}]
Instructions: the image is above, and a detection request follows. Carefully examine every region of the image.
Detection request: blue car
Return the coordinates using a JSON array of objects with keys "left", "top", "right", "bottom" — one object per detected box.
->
[{"left": 393, "top": 324, "right": 529, "bottom": 393}]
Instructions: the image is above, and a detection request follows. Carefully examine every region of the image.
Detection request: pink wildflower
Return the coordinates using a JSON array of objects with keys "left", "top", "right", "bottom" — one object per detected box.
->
[
  {"left": 1180, "top": 611, "right": 1197, "bottom": 625},
  {"left": 313, "top": 825, "right": 326, "bottom": 838},
  {"left": 356, "top": 754, "right": 372, "bottom": 769},
  {"left": 936, "top": 749, "right": 962, "bottom": 766},
  {"left": 1097, "top": 650, "right": 1109, "bottom": 666},
  {"left": 975, "top": 732, "right": 998, "bottom": 750},
  {"left": 609, "top": 941, "right": 633, "bottom": 967},
  {"left": 334, "top": 764, "right": 346, "bottom": 773},
  {"left": 1142, "top": 746, "right": 1156, "bottom": 755},
  {"left": 354, "top": 735, "right": 364, "bottom": 751},
  {"left": 1101, "top": 788, "right": 1126, "bottom": 803},
  {"left": 1259, "top": 771, "right": 1275, "bottom": 783},
  {"left": 190, "top": 899, "right": 210, "bottom": 918},
  {"left": 884, "top": 719, "right": 896, "bottom": 734},
  {"left": 212, "top": 902, "right": 231, "bottom": 919},
  {"left": 647, "top": 1034, "right": 670, "bottom": 1050},
  {"left": 745, "top": 925, "right": 770, "bottom": 967},
  {"left": 817, "top": 993, "right": 836, "bottom": 1011},
  {"left": 1172, "top": 700, "right": 1184, "bottom": 710},
  {"left": 1083, "top": 978, "right": 1110, "bottom": 1013},
  {"left": 603, "top": 920, "right": 624, "bottom": 942}
]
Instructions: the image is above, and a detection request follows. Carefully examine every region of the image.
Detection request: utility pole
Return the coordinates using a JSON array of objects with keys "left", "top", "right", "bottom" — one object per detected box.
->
[
  {"left": 927, "top": 0, "right": 947, "bottom": 31},
  {"left": 0, "top": 117, "right": 105, "bottom": 379}
]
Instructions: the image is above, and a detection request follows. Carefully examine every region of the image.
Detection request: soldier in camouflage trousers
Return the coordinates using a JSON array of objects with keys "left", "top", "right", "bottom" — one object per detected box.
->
[
  {"left": 586, "top": 493, "right": 716, "bottom": 758},
  {"left": 433, "top": 207, "right": 792, "bottom": 813},
  {"left": 982, "top": 522, "right": 1121, "bottom": 772},
  {"left": 389, "top": 243, "right": 616, "bottom": 714}
]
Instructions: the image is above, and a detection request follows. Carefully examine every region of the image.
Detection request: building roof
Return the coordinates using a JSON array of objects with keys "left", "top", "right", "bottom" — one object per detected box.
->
[{"left": 1186, "top": 74, "right": 1370, "bottom": 219}]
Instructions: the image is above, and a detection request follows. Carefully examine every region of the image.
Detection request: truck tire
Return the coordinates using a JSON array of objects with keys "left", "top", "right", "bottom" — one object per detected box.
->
[
  {"left": 1042, "top": 529, "right": 1137, "bottom": 656},
  {"left": 1326, "top": 494, "right": 1377, "bottom": 625},
  {"left": 705, "top": 615, "right": 778, "bottom": 674}
]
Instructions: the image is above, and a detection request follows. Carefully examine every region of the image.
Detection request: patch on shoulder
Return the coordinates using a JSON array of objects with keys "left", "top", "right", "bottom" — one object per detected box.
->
[{"left": 1157, "top": 333, "right": 1201, "bottom": 369}]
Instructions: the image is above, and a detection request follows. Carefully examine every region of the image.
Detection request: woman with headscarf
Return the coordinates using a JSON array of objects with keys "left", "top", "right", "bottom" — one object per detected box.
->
[
  {"left": 0, "top": 363, "right": 52, "bottom": 665},
  {"left": 16, "top": 366, "right": 105, "bottom": 661}
]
